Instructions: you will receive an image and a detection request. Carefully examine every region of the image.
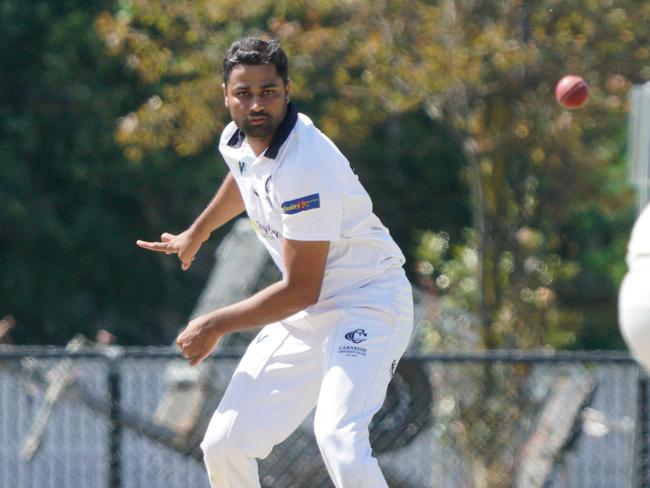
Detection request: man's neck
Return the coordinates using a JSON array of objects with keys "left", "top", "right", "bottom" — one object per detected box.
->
[{"left": 247, "top": 136, "right": 273, "bottom": 157}]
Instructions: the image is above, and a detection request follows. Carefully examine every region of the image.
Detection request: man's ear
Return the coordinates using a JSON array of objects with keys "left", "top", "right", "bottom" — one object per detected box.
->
[
  {"left": 222, "top": 83, "right": 229, "bottom": 108},
  {"left": 286, "top": 79, "right": 292, "bottom": 103}
]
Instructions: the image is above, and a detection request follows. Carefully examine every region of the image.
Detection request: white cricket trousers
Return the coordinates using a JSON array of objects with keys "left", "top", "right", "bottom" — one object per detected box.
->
[
  {"left": 200, "top": 269, "right": 413, "bottom": 488},
  {"left": 619, "top": 263, "right": 650, "bottom": 373}
]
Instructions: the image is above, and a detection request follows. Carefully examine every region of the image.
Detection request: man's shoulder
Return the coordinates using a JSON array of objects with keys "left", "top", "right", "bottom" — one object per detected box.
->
[
  {"left": 296, "top": 112, "right": 315, "bottom": 129},
  {"left": 274, "top": 124, "right": 347, "bottom": 191},
  {"left": 219, "top": 121, "right": 239, "bottom": 144},
  {"left": 292, "top": 113, "right": 345, "bottom": 159},
  {"left": 295, "top": 113, "right": 324, "bottom": 142},
  {"left": 217, "top": 122, "right": 242, "bottom": 161}
]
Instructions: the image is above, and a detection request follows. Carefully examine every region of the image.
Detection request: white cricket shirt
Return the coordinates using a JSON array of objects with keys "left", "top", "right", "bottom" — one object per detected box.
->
[
  {"left": 218, "top": 103, "right": 406, "bottom": 315},
  {"left": 627, "top": 203, "right": 650, "bottom": 267}
]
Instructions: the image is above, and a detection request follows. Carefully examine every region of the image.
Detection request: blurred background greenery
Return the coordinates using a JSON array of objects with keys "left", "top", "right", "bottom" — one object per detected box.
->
[{"left": 2, "top": 0, "right": 648, "bottom": 349}]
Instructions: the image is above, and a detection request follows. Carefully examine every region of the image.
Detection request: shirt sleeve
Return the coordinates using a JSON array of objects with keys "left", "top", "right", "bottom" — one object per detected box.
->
[{"left": 273, "top": 161, "right": 343, "bottom": 241}]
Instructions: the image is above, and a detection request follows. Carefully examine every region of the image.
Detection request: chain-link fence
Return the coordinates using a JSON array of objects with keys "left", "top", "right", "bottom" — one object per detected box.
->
[{"left": 0, "top": 347, "right": 646, "bottom": 488}]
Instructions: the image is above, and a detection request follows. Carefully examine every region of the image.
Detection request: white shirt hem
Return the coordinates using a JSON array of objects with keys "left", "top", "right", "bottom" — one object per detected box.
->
[{"left": 282, "top": 231, "right": 340, "bottom": 241}]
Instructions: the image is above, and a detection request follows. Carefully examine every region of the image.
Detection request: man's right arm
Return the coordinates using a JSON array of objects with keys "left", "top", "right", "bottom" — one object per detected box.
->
[
  {"left": 137, "top": 172, "right": 245, "bottom": 270},
  {"left": 189, "top": 172, "right": 246, "bottom": 240}
]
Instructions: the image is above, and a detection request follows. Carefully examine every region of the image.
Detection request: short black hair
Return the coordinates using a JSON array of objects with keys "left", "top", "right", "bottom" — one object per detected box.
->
[{"left": 222, "top": 37, "right": 289, "bottom": 85}]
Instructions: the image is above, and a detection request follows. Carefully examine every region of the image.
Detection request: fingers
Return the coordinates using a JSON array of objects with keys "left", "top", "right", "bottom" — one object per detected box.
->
[
  {"left": 176, "top": 329, "right": 217, "bottom": 367},
  {"left": 177, "top": 341, "right": 204, "bottom": 366},
  {"left": 176, "top": 333, "right": 192, "bottom": 356},
  {"left": 136, "top": 232, "right": 177, "bottom": 253},
  {"left": 181, "top": 256, "right": 196, "bottom": 271},
  {"left": 161, "top": 234, "right": 177, "bottom": 254},
  {"left": 137, "top": 239, "right": 196, "bottom": 270},
  {"left": 189, "top": 352, "right": 209, "bottom": 367},
  {"left": 136, "top": 240, "right": 178, "bottom": 253}
]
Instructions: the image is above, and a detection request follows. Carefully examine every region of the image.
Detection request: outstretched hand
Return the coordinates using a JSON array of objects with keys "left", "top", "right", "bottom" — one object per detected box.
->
[{"left": 136, "top": 230, "right": 206, "bottom": 270}]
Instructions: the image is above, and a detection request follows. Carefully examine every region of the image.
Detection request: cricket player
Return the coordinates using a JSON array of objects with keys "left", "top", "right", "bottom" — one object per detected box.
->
[
  {"left": 619, "top": 203, "right": 650, "bottom": 373},
  {"left": 137, "top": 37, "right": 414, "bottom": 488}
]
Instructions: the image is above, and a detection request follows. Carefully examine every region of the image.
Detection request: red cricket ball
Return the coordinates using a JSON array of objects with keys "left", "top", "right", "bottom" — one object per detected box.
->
[{"left": 555, "top": 75, "right": 589, "bottom": 109}]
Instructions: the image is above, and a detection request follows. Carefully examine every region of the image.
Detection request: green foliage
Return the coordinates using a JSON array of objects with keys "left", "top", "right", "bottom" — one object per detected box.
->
[
  {"left": 1, "top": 0, "right": 471, "bottom": 345},
  {"left": 3, "top": 0, "right": 646, "bottom": 356},
  {"left": 399, "top": 1, "right": 643, "bottom": 352},
  {"left": 416, "top": 229, "right": 581, "bottom": 349},
  {"left": 96, "top": 0, "right": 646, "bottom": 350},
  {"left": 0, "top": 0, "right": 227, "bottom": 344},
  {"left": 342, "top": 110, "right": 470, "bottom": 264}
]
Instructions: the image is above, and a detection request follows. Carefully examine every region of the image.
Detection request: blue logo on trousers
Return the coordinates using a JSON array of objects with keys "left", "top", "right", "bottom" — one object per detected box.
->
[{"left": 344, "top": 329, "right": 367, "bottom": 344}]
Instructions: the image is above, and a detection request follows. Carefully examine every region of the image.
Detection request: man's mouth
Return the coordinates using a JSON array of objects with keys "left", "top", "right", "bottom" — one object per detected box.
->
[{"left": 248, "top": 115, "right": 269, "bottom": 125}]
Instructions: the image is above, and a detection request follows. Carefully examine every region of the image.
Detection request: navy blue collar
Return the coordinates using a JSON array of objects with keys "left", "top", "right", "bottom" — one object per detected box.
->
[{"left": 226, "top": 102, "right": 298, "bottom": 159}]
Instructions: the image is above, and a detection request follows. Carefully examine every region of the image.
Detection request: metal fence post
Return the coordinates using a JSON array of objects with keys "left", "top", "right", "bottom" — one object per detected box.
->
[
  {"left": 636, "top": 370, "right": 649, "bottom": 488},
  {"left": 106, "top": 347, "right": 124, "bottom": 488}
]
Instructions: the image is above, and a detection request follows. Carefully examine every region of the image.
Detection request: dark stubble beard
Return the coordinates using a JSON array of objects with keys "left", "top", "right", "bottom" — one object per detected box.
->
[
  {"left": 241, "top": 117, "right": 277, "bottom": 139},
  {"left": 240, "top": 98, "right": 288, "bottom": 140}
]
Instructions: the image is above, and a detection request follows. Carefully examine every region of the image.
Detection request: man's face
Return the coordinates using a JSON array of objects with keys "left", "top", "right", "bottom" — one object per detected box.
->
[{"left": 223, "top": 64, "right": 290, "bottom": 142}]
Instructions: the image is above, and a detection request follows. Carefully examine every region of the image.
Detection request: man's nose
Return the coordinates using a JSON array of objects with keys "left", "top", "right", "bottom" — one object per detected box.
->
[{"left": 250, "top": 95, "right": 265, "bottom": 112}]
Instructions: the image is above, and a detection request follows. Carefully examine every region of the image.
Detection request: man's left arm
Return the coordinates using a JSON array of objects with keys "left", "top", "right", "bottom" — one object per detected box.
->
[{"left": 176, "top": 238, "right": 329, "bottom": 365}]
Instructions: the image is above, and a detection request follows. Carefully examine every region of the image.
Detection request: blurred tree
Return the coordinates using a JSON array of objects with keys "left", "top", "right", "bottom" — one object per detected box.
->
[
  {"left": 413, "top": 2, "right": 645, "bottom": 484},
  {"left": 357, "top": 0, "right": 643, "bottom": 352},
  {"left": 95, "top": 0, "right": 647, "bottom": 348},
  {"left": 0, "top": 0, "right": 227, "bottom": 344},
  {"left": 0, "top": 0, "right": 471, "bottom": 345},
  {"left": 409, "top": 2, "right": 644, "bottom": 485}
]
